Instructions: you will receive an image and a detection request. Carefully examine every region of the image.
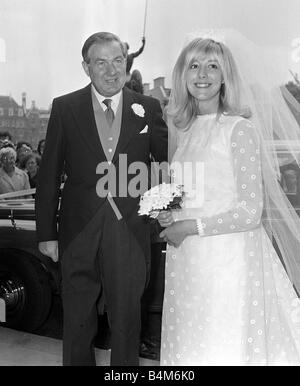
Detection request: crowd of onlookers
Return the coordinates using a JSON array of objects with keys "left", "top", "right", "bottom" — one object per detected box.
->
[
  {"left": 0, "top": 131, "right": 299, "bottom": 202},
  {"left": 0, "top": 132, "right": 45, "bottom": 197}
]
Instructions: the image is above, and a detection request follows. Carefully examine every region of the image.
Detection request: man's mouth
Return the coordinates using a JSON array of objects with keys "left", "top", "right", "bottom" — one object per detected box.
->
[{"left": 106, "top": 78, "right": 118, "bottom": 84}]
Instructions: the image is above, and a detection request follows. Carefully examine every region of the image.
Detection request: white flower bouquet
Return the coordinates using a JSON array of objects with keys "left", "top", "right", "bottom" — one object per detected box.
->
[{"left": 138, "top": 183, "right": 184, "bottom": 219}]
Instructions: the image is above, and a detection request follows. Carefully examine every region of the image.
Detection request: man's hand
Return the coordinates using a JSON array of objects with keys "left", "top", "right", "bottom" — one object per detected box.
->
[
  {"left": 157, "top": 211, "right": 174, "bottom": 227},
  {"left": 159, "top": 221, "right": 187, "bottom": 248},
  {"left": 38, "top": 240, "right": 59, "bottom": 262},
  {"left": 159, "top": 219, "right": 198, "bottom": 248}
]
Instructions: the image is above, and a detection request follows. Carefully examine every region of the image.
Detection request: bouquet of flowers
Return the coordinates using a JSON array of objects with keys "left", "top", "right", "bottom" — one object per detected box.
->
[{"left": 138, "top": 183, "right": 184, "bottom": 219}]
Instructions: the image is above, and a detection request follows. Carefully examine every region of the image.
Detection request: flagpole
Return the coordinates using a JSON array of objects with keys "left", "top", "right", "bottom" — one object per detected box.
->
[{"left": 143, "top": 0, "right": 148, "bottom": 37}]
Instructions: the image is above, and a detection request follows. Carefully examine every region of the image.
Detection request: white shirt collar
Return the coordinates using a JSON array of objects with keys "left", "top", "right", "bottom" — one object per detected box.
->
[{"left": 91, "top": 85, "right": 122, "bottom": 115}]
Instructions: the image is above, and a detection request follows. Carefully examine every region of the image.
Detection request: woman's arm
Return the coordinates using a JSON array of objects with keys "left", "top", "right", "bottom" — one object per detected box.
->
[{"left": 160, "top": 119, "right": 263, "bottom": 246}]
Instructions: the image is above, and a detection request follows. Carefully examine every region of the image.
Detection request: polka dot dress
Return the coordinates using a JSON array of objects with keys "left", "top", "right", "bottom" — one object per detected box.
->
[{"left": 161, "top": 114, "right": 300, "bottom": 366}]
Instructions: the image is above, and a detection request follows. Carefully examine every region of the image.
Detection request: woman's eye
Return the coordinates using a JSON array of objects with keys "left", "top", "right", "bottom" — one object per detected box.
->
[
  {"left": 190, "top": 63, "right": 199, "bottom": 69},
  {"left": 208, "top": 63, "right": 218, "bottom": 69}
]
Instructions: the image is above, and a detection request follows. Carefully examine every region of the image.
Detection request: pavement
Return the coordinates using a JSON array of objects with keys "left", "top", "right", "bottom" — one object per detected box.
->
[{"left": 0, "top": 326, "right": 159, "bottom": 366}]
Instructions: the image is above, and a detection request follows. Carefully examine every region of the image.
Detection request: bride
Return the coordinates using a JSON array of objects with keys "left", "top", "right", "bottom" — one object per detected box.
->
[{"left": 158, "top": 30, "right": 300, "bottom": 366}]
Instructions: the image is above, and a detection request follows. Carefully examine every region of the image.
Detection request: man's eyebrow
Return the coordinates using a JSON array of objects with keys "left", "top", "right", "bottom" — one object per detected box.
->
[{"left": 94, "top": 55, "right": 124, "bottom": 62}]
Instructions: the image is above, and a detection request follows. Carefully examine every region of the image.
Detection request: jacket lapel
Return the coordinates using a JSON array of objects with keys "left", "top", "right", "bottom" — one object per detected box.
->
[
  {"left": 112, "top": 87, "right": 142, "bottom": 163},
  {"left": 70, "top": 84, "right": 106, "bottom": 161}
]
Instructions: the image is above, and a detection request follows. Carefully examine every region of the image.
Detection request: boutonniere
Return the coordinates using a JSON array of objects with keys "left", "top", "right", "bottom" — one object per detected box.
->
[{"left": 131, "top": 103, "right": 145, "bottom": 118}]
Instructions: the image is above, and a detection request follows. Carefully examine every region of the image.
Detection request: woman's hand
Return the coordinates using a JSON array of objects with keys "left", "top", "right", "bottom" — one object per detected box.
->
[
  {"left": 159, "top": 220, "right": 198, "bottom": 248},
  {"left": 157, "top": 211, "right": 175, "bottom": 227}
]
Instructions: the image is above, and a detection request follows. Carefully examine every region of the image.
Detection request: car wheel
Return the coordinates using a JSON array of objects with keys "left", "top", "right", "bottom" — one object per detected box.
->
[{"left": 0, "top": 251, "right": 52, "bottom": 332}]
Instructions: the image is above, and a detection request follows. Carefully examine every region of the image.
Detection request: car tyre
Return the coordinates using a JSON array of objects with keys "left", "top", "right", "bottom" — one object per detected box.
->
[{"left": 0, "top": 250, "right": 52, "bottom": 332}]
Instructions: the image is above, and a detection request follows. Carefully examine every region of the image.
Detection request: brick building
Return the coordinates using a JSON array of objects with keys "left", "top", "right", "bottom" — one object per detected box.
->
[
  {"left": 143, "top": 77, "right": 170, "bottom": 115},
  {"left": 0, "top": 92, "right": 50, "bottom": 149}
]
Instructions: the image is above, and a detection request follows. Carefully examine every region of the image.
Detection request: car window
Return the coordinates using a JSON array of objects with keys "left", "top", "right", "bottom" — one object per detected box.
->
[{"left": 278, "top": 148, "right": 300, "bottom": 208}]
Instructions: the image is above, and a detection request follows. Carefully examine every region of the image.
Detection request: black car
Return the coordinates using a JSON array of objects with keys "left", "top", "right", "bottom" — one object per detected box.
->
[
  {"left": 0, "top": 196, "right": 60, "bottom": 332},
  {"left": 0, "top": 190, "right": 166, "bottom": 340}
]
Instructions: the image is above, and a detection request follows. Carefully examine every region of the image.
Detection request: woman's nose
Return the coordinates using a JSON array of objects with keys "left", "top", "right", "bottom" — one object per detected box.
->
[{"left": 197, "top": 69, "right": 207, "bottom": 79}]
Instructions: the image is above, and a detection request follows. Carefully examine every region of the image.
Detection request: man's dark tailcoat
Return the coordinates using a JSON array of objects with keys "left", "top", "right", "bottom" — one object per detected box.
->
[{"left": 35, "top": 84, "right": 168, "bottom": 365}]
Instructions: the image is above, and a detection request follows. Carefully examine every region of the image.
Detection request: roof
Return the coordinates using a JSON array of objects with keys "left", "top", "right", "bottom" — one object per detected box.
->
[{"left": 0, "top": 96, "right": 20, "bottom": 109}]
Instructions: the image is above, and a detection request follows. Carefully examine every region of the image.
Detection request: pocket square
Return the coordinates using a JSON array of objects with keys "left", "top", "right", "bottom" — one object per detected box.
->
[{"left": 139, "top": 125, "right": 148, "bottom": 134}]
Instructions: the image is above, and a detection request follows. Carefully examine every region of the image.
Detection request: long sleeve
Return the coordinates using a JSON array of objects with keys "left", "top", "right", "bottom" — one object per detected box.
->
[
  {"left": 174, "top": 119, "right": 264, "bottom": 236},
  {"left": 126, "top": 40, "right": 146, "bottom": 73},
  {"left": 201, "top": 120, "right": 263, "bottom": 236},
  {"left": 148, "top": 98, "right": 168, "bottom": 186},
  {"left": 149, "top": 98, "right": 168, "bottom": 164},
  {"left": 35, "top": 98, "right": 65, "bottom": 241},
  {"left": 131, "top": 40, "right": 145, "bottom": 58}
]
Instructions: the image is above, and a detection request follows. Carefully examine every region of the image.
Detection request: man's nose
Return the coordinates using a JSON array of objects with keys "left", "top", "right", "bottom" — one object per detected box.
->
[{"left": 106, "top": 62, "right": 117, "bottom": 75}]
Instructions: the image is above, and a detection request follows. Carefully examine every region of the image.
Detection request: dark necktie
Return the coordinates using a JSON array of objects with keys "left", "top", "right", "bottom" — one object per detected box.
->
[{"left": 103, "top": 98, "right": 115, "bottom": 127}]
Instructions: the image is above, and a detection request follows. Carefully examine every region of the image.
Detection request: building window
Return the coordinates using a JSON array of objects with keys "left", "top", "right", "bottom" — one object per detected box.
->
[
  {"left": 18, "top": 108, "right": 23, "bottom": 117},
  {"left": 0, "top": 108, "right": 3, "bottom": 116},
  {"left": 8, "top": 108, "right": 13, "bottom": 116}
]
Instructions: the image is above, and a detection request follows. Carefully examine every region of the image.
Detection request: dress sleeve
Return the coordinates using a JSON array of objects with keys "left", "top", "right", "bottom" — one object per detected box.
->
[{"left": 199, "top": 119, "right": 263, "bottom": 236}]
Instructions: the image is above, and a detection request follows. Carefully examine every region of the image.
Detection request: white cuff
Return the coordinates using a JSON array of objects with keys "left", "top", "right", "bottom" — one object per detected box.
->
[{"left": 196, "top": 218, "right": 204, "bottom": 236}]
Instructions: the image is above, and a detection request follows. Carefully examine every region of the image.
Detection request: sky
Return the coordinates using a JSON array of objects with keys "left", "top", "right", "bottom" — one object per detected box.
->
[{"left": 0, "top": 0, "right": 299, "bottom": 108}]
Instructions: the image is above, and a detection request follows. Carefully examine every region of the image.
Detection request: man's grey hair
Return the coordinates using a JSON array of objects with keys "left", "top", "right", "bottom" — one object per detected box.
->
[{"left": 82, "top": 32, "right": 127, "bottom": 63}]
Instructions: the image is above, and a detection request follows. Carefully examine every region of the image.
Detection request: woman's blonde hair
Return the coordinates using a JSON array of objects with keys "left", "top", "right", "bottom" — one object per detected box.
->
[{"left": 167, "top": 38, "right": 251, "bottom": 130}]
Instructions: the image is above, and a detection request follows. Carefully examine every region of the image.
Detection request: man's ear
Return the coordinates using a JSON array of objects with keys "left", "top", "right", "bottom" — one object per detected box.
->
[{"left": 82, "top": 61, "right": 90, "bottom": 77}]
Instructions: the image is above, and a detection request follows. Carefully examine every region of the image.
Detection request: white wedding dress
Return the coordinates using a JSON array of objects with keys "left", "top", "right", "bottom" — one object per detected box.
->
[{"left": 160, "top": 113, "right": 300, "bottom": 366}]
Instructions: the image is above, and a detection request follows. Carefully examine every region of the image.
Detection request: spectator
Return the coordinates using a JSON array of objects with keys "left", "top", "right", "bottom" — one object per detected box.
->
[
  {"left": 21, "top": 153, "right": 41, "bottom": 189},
  {"left": 0, "top": 139, "right": 15, "bottom": 150},
  {"left": 37, "top": 139, "right": 46, "bottom": 157},
  {"left": 0, "top": 131, "right": 12, "bottom": 142},
  {"left": 0, "top": 147, "right": 30, "bottom": 196},
  {"left": 126, "top": 69, "right": 144, "bottom": 94},
  {"left": 16, "top": 141, "right": 33, "bottom": 169}
]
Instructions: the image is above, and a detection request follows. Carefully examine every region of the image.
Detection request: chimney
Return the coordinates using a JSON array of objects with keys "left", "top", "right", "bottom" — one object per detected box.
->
[
  {"left": 154, "top": 77, "right": 165, "bottom": 89},
  {"left": 31, "top": 100, "right": 36, "bottom": 109},
  {"left": 143, "top": 83, "right": 150, "bottom": 93},
  {"left": 22, "top": 92, "right": 26, "bottom": 110}
]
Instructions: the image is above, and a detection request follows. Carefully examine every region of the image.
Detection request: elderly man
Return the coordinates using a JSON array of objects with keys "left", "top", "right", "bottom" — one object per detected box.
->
[
  {"left": 35, "top": 31, "right": 168, "bottom": 366},
  {"left": 0, "top": 147, "right": 30, "bottom": 194}
]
